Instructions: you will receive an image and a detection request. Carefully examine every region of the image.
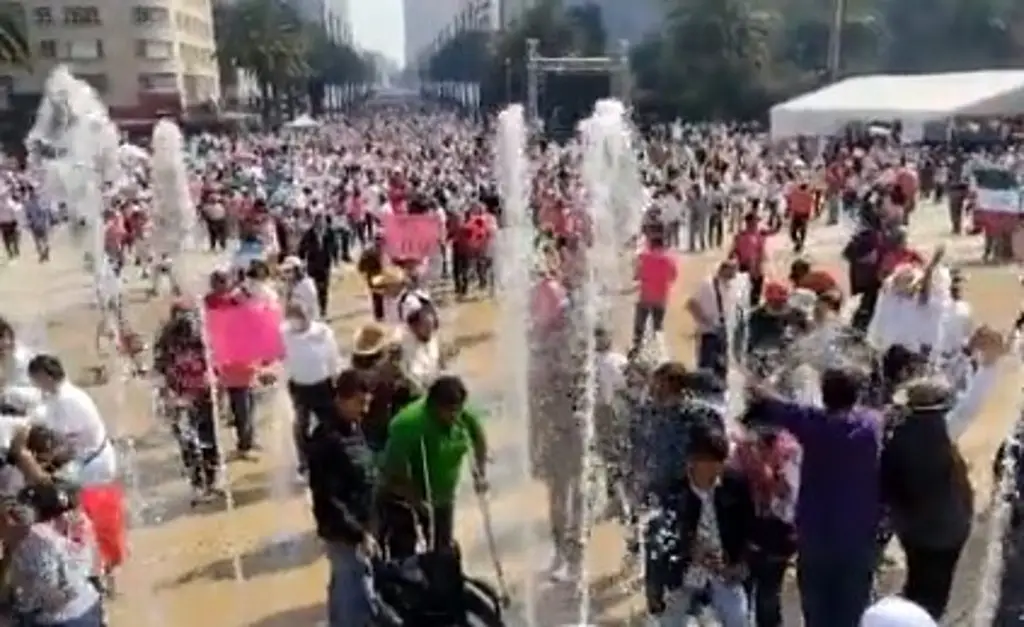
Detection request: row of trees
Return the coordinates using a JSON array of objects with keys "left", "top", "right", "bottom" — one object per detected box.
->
[
  {"left": 425, "top": 0, "right": 1024, "bottom": 121},
  {"left": 0, "top": 0, "right": 373, "bottom": 118},
  {"left": 214, "top": 0, "right": 375, "bottom": 119}
]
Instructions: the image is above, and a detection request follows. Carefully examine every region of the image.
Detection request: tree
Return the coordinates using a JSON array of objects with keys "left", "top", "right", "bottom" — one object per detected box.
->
[
  {"left": 305, "top": 26, "right": 374, "bottom": 115},
  {"left": 0, "top": 2, "right": 29, "bottom": 67},
  {"left": 214, "top": 0, "right": 308, "bottom": 119}
]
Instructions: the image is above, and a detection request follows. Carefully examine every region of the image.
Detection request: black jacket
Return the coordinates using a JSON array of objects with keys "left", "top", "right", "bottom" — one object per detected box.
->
[
  {"left": 298, "top": 227, "right": 339, "bottom": 278},
  {"left": 644, "top": 470, "right": 756, "bottom": 608},
  {"left": 306, "top": 418, "right": 377, "bottom": 545},
  {"left": 881, "top": 407, "right": 973, "bottom": 549}
]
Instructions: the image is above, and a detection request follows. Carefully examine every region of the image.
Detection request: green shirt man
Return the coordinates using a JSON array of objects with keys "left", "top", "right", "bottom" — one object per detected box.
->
[{"left": 382, "top": 377, "right": 488, "bottom": 507}]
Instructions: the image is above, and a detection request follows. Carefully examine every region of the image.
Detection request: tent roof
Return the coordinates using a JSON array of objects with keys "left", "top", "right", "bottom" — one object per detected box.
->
[
  {"left": 769, "top": 70, "right": 1024, "bottom": 139},
  {"left": 775, "top": 70, "right": 1024, "bottom": 115}
]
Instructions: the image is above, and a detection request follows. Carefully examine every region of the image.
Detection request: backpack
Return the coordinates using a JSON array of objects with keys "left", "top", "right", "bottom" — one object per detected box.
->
[{"left": 373, "top": 543, "right": 505, "bottom": 626}]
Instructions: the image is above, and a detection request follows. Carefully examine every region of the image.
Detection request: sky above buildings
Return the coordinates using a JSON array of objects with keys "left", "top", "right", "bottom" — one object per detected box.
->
[{"left": 350, "top": 0, "right": 405, "bottom": 66}]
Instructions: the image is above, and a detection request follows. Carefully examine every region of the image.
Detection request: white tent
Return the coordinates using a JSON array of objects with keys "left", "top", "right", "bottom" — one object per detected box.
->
[
  {"left": 284, "top": 114, "right": 319, "bottom": 129},
  {"left": 770, "top": 70, "right": 1024, "bottom": 140}
]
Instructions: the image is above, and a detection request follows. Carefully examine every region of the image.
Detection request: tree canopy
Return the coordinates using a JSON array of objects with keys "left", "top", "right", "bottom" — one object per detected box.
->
[
  {"left": 423, "top": 0, "right": 1024, "bottom": 121},
  {"left": 214, "top": 0, "right": 373, "bottom": 117},
  {"left": 0, "top": 2, "right": 30, "bottom": 68}
]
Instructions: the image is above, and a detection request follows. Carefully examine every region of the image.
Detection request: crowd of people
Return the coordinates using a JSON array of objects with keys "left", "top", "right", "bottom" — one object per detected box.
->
[{"left": 0, "top": 97, "right": 1017, "bottom": 627}]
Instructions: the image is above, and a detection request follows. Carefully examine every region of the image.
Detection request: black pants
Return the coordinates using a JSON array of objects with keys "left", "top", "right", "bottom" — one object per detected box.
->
[
  {"left": 708, "top": 213, "right": 724, "bottom": 248},
  {"left": 288, "top": 379, "right": 334, "bottom": 470},
  {"left": 207, "top": 218, "right": 228, "bottom": 251},
  {"left": 379, "top": 498, "right": 455, "bottom": 559},
  {"left": 0, "top": 221, "right": 19, "bottom": 258},
  {"left": 371, "top": 292, "right": 384, "bottom": 321},
  {"left": 697, "top": 331, "right": 728, "bottom": 380},
  {"left": 311, "top": 273, "right": 330, "bottom": 318},
  {"left": 790, "top": 215, "right": 809, "bottom": 252},
  {"left": 901, "top": 540, "right": 965, "bottom": 619},
  {"left": 171, "top": 395, "right": 220, "bottom": 490},
  {"left": 851, "top": 285, "right": 880, "bottom": 332},
  {"left": 748, "top": 553, "right": 789, "bottom": 627},
  {"left": 452, "top": 249, "right": 471, "bottom": 297}
]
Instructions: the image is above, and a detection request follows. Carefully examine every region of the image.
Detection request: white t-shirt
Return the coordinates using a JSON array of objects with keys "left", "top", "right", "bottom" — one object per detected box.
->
[
  {"left": 401, "top": 331, "right": 441, "bottom": 389},
  {"left": 33, "top": 382, "right": 116, "bottom": 485},
  {"left": 282, "top": 321, "right": 342, "bottom": 385},
  {"left": 691, "top": 275, "right": 749, "bottom": 333},
  {"left": 288, "top": 276, "right": 320, "bottom": 319}
]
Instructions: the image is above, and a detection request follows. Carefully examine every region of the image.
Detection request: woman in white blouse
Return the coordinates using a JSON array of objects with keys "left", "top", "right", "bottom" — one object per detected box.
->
[
  {"left": 27, "top": 355, "right": 125, "bottom": 592},
  {"left": 281, "top": 301, "right": 342, "bottom": 476},
  {"left": 400, "top": 304, "right": 449, "bottom": 390},
  {"left": 281, "top": 256, "right": 320, "bottom": 321}
]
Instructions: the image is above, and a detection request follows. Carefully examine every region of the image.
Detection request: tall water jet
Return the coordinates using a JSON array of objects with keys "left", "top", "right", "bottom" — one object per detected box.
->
[
  {"left": 974, "top": 344, "right": 1024, "bottom": 625},
  {"left": 577, "top": 99, "right": 643, "bottom": 625},
  {"left": 27, "top": 65, "right": 120, "bottom": 267},
  {"left": 494, "top": 104, "right": 538, "bottom": 627},
  {"left": 150, "top": 118, "right": 196, "bottom": 294}
]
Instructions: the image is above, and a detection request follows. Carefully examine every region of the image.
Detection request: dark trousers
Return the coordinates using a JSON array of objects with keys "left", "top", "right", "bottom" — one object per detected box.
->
[
  {"left": 748, "top": 552, "right": 789, "bottom": 627},
  {"left": 206, "top": 218, "right": 228, "bottom": 251},
  {"left": 371, "top": 292, "right": 384, "bottom": 321},
  {"left": 797, "top": 546, "right": 876, "bottom": 627},
  {"left": 632, "top": 302, "right": 666, "bottom": 348},
  {"left": 379, "top": 498, "right": 455, "bottom": 559},
  {"left": 852, "top": 285, "right": 880, "bottom": 332},
  {"left": 452, "top": 249, "right": 471, "bottom": 297},
  {"left": 0, "top": 221, "right": 19, "bottom": 258},
  {"left": 171, "top": 394, "right": 220, "bottom": 490},
  {"left": 288, "top": 379, "right": 334, "bottom": 470},
  {"left": 226, "top": 386, "right": 255, "bottom": 451},
  {"left": 748, "top": 273, "right": 764, "bottom": 307},
  {"left": 311, "top": 273, "right": 330, "bottom": 318},
  {"left": 697, "top": 331, "right": 728, "bottom": 380},
  {"left": 708, "top": 212, "right": 724, "bottom": 248},
  {"left": 790, "top": 215, "right": 809, "bottom": 253},
  {"left": 901, "top": 540, "right": 964, "bottom": 619}
]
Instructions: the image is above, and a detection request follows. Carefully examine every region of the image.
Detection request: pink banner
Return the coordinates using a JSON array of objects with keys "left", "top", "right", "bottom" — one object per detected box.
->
[
  {"left": 205, "top": 301, "right": 284, "bottom": 367},
  {"left": 382, "top": 213, "right": 442, "bottom": 261}
]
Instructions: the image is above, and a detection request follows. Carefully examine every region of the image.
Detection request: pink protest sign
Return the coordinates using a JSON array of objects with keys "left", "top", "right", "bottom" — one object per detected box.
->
[
  {"left": 382, "top": 213, "right": 442, "bottom": 261},
  {"left": 205, "top": 301, "right": 284, "bottom": 367}
]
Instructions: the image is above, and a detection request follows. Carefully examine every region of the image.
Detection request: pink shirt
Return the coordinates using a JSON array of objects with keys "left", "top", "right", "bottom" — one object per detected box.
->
[
  {"left": 531, "top": 279, "right": 568, "bottom": 331},
  {"left": 635, "top": 247, "right": 678, "bottom": 305}
]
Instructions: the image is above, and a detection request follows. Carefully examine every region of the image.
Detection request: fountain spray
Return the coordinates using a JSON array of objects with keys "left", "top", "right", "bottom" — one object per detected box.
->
[
  {"left": 577, "top": 99, "right": 643, "bottom": 625},
  {"left": 494, "top": 104, "right": 537, "bottom": 627}
]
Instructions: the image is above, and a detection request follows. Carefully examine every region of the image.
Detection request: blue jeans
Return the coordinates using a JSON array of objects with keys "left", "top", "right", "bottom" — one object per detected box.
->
[
  {"left": 657, "top": 580, "right": 749, "bottom": 627},
  {"left": 797, "top": 546, "right": 877, "bottom": 627},
  {"left": 19, "top": 600, "right": 104, "bottom": 626},
  {"left": 227, "top": 387, "right": 255, "bottom": 451},
  {"left": 325, "top": 541, "right": 376, "bottom": 627}
]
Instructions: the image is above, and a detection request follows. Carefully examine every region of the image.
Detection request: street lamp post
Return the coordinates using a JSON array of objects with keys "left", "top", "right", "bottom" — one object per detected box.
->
[{"left": 504, "top": 57, "right": 512, "bottom": 104}]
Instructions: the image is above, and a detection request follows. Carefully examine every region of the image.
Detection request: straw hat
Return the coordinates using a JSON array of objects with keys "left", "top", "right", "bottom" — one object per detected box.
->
[
  {"left": 352, "top": 322, "right": 397, "bottom": 356},
  {"left": 280, "top": 255, "right": 303, "bottom": 271},
  {"left": 892, "top": 375, "right": 955, "bottom": 412},
  {"left": 369, "top": 266, "right": 406, "bottom": 290}
]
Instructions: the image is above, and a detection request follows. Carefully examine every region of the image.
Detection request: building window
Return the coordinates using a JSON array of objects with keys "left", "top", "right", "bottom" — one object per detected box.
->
[
  {"left": 76, "top": 73, "right": 107, "bottom": 93},
  {"left": 38, "top": 39, "right": 57, "bottom": 59},
  {"left": 61, "top": 39, "right": 103, "bottom": 60},
  {"left": 135, "top": 39, "right": 172, "bottom": 60},
  {"left": 63, "top": 6, "right": 101, "bottom": 26},
  {"left": 138, "top": 71, "right": 177, "bottom": 92},
  {"left": 33, "top": 6, "right": 53, "bottom": 26},
  {"left": 133, "top": 6, "right": 169, "bottom": 25}
]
